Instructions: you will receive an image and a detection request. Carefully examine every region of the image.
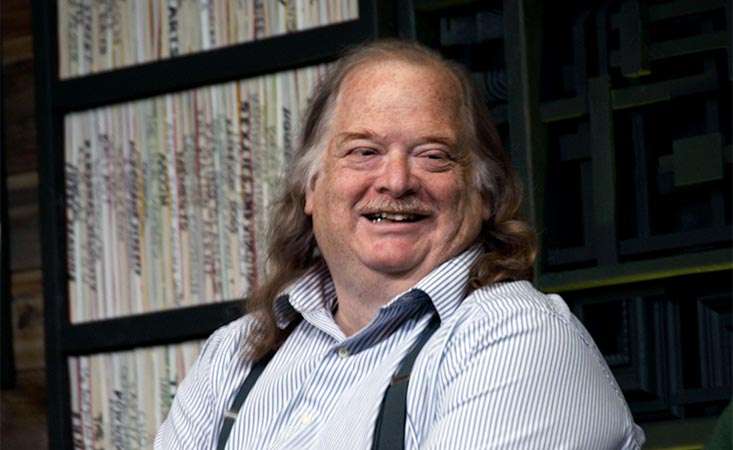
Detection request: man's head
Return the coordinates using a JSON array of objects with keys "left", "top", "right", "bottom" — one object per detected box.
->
[
  {"left": 273, "top": 40, "right": 520, "bottom": 272},
  {"left": 250, "top": 40, "right": 535, "bottom": 353},
  {"left": 303, "top": 56, "right": 488, "bottom": 285}
]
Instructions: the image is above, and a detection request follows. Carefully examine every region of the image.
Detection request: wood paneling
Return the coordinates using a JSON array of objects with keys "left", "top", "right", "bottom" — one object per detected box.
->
[
  {"left": 3, "top": 0, "right": 36, "bottom": 174},
  {"left": 7, "top": 172, "right": 41, "bottom": 271},
  {"left": 2, "top": 0, "right": 46, "bottom": 449},
  {"left": 3, "top": 60, "right": 37, "bottom": 175},
  {"left": 1, "top": 0, "right": 33, "bottom": 65},
  {"left": 11, "top": 270, "right": 44, "bottom": 371},
  {"left": 0, "top": 369, "right": 48, "bottom": 450}
]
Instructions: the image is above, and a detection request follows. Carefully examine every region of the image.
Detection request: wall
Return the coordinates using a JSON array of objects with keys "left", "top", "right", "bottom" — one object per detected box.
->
[{"left": 1, "top": 0, "right": 48, "bottom": 449}]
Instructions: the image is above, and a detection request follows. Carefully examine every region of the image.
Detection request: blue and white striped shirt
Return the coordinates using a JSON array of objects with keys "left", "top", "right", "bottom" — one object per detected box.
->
[{"left": 156, "top": 246, "right": 645, "bottom": 449}]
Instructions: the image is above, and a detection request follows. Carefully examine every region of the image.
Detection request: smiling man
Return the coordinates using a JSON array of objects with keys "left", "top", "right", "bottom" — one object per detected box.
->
[{"left": 156, "top": 40, "right": 645, "bottom": 449}]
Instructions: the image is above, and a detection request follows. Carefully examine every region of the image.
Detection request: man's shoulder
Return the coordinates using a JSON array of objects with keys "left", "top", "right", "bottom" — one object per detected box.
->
[
  {"left": 459, "top": 280, "right": 571, "bottom": 322},
  {"left": 442, "top": 280, "right": 591, "bottom": 352},
  {"left": 197, "top": 313, "right": 259, "bottom": 369}
]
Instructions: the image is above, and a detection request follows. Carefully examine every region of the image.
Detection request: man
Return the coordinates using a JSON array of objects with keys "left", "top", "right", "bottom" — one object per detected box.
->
[{"left": 156, "top": 40, "right": 645, "bottom": 449}]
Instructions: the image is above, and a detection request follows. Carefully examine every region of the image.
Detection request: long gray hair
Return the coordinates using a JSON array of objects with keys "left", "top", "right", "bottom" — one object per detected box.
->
[{"left": 245, "top": 39, "right": 536, "bottom": 359}]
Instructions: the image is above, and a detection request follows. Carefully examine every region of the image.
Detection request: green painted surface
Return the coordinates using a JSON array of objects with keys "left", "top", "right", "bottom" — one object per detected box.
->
[
  {"left": 642, "top": 416, "right": 718, "bottom": 450},
  {"left": 538, "top": 249, "right": 733, "bottom": 293}
]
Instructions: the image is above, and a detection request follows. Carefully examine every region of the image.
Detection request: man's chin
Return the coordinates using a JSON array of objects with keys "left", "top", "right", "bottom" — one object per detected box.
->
[{"left": 361, "top": 255, "right": 428, "bottom": 279}]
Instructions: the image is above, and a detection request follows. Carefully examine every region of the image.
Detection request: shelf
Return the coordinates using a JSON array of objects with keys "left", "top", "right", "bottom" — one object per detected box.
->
[
  {"left": 538, "top": 248, "right": 733, "bottom": 292},
  {"left": 53, "top": 19, "right": 374, "bottom": 112},
  {"left": 619, "top": 226, "right": 732, "bottom": 256},
  {"left": 62, "top": 300, "right": 245, "bottom": 355}
]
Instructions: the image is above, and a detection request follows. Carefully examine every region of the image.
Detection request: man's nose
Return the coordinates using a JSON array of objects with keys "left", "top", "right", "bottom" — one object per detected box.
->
[{"left": 376, "top": 153, "right": 418, "bottom": 197}]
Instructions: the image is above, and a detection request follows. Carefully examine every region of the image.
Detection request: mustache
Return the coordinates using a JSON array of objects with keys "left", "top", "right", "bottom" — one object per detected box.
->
[{"left": 358, "top": 198, "right": 433, "bottom": 215}]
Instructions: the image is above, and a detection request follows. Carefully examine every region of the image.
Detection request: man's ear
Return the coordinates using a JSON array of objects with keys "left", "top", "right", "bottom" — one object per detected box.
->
[
  {"left": 480, "top": 191, "right": 492, "bottom": 222},
  {"left": 482, "top": 205, "right": 491, "bottom": 222},
  {"left": 304, "top": 177, "right": 316, "bottom": 215}
]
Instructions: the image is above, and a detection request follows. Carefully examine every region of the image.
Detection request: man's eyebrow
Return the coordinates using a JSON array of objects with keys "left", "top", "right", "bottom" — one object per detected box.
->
[
  {"left": 334, "top": 130, "right": 380, "bottom": 146},
  {"left": 414, "top": 135, "right": 456, "bottom": 147},
  {"left": 334, "top": 131, "right": 457, "bottom": 147}
]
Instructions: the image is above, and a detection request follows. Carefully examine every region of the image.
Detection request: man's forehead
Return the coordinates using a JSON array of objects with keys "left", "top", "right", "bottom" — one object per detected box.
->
[
  {"left": 325, "top": 64, "right": 462, "bottom": 151},
  {"left": 337, "top": 58, "right": 459, "bottom": 103}
]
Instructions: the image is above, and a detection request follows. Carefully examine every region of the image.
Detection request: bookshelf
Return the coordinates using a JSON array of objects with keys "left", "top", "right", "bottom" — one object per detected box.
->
[{"left": 33, "top": 1, "right": 400, "bottom": 448}]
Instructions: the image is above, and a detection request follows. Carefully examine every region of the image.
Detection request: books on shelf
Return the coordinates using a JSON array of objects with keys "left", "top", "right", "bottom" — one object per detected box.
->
[
  {"left": 57, "top": 0, "right": 359, "bottom": 78},
  {"left": 65, "top": 64, "right": 329, "bottom": 322},
  {"left": 68, "top": 340, "right": 203, "bottom": 450}
]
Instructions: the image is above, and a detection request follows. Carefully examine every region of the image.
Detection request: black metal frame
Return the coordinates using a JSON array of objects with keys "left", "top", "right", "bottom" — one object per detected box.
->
[
  {"left": 1, "top": 47, "right": 17, "bottom": 390},
  {"left": 562, "top": 270, "right": 732, "bottom": 421},
  {"left": 495, "top": 0, "right": 733, "bottom": 293},
  {"left": 32, "top": 1, "right": 399, "bottom": 447}
]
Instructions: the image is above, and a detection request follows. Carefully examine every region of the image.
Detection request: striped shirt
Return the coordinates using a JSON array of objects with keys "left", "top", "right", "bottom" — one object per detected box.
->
[{"left": 155, "top": 246, "right": 645, "bottom": 449}]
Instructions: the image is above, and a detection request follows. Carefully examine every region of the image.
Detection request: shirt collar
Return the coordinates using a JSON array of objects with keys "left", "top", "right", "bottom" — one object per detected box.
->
[
  {"left": 409, "top": 243, "right": 482, "bottom": 321},
  {"left": 272, "top": 244, "right": 483, "bottom": 329},
  {"left": 273, "top": 261, "right": 335, "bottom": 329}
]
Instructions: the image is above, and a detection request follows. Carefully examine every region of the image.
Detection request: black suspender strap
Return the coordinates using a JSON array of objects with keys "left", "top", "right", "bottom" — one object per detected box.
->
[
  {"left": 215, "top": 313, "right": 440, "bottom": 450},
  {"left": 372, "top": 313, "right": 441, "bottom": 450},
  {"left": 216, "top": 351, "right": 274, "bottom": 450}
]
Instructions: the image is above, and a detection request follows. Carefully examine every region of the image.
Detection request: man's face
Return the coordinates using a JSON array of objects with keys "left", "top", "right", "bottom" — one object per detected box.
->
[{"left": 304, "top": 60, "right": 488, "bottom": 283}]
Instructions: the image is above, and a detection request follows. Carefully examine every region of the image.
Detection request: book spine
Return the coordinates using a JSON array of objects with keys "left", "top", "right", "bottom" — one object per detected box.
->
[
  {"left": 110, "top": 106, "right": 131, "bottom": 318},
  {"left": 224, "top": 83, "right": 243, "bottom": 297},
  {"left": 65, "top": 117, "right": 81, "bottom": 322},
  {"left": 167, "top": 94, "right": 185, "bottom": 307},
  {"left": 79, "top": 116, "right": 101, "bottom": 321},
  {"left": 69, "top": 357, "right": 85, "bottom": 449},
  {"left": 156, "top": 97, "right": 174, "bottom": 310},
  {"left": 180, "top": 92, "right": 197, "bottom": 305},
  {"left": 91, "top": 354, "right": 107, "bottom": 450},
  {"left": 137, "top": 348, "right": 156, "bottom": 447},
  {"left": 253, "top": 0, "right": 266, "bottom": 39},
  {"left": 285, "top": 0, "right": 297, "bottom": 32},
  {"left": 95, "top": 108, "right": 115, "bottom": 319},
  {"left": 249, "top": 78, "right": 266, "bottom": 279},
  {"left": 139, "top": 101, "right": 156, "bottom": 313},
  {"left": 58, "top": 0, "right": 70, "bottom": 77},
  {"left": 211, "top": 85, "right": 229, "bottom": 300},
  {"left": 79, "top": 357, "right": 94, "bottom": 449},
  {"left": 167, "top": 0, "right": 180, "bottom": 57},
  {"left": 188, "top": 92, "right": 205, "bottom": 303},
  {"left": 237, "top": 81, "right": 257, "bottom": 291}
]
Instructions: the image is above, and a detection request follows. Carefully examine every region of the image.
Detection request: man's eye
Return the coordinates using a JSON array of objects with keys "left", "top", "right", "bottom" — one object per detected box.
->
[
  {"left": 420, "top": 150, "right": 453, "bottom": 162},
  {"left": 417, "top": 150, "right": 454, "bottom": 170},
  {"left": 351, "top": 147, "right": 378, "bottom": 157}
]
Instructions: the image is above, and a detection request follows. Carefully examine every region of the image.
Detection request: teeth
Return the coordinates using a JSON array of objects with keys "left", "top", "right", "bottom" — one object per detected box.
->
[
  {"left": 383, "top": 213, "right": 410, "bottom": 221},
  {"left": 368, "top": 212, "right": 418, "bottom": 223}
]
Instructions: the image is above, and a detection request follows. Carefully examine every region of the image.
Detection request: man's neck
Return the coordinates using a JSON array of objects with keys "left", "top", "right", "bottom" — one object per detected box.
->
[{"left": 330, "top": 270, "right": 424, "bottom": 337}]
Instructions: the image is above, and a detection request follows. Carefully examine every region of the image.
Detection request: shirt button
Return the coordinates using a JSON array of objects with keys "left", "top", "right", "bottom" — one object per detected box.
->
[
  {"left": 337, "top": 347, "right": 349, "bottom": 359},
  {"left": 300, "top": 413, "right": 313, "bottom": 425}
]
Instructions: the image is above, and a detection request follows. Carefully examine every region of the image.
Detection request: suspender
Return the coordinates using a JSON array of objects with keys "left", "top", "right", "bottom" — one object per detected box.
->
[
  {"left": 371, "top": 314, "right": 440, "bottom": 450},
  {"left": 215, "top": 314, "right": 440, "bottom": 450},
  {"left": 215, "top": 351, "right": 275, "bottom": 450}
]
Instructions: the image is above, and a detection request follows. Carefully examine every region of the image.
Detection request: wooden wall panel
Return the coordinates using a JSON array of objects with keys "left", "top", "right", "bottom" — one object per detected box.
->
[
  {"left": 7, "top": 172, "right": 41, "bottom": 271},
  {"left": 3, "top": 59, "right": 37, "bottom": 175},
  {"left": 11, "top": 270, "right": 45, "bottom": 371},
  {"left": 2, "top": 0, "right": 47, "bottom": 449}
]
